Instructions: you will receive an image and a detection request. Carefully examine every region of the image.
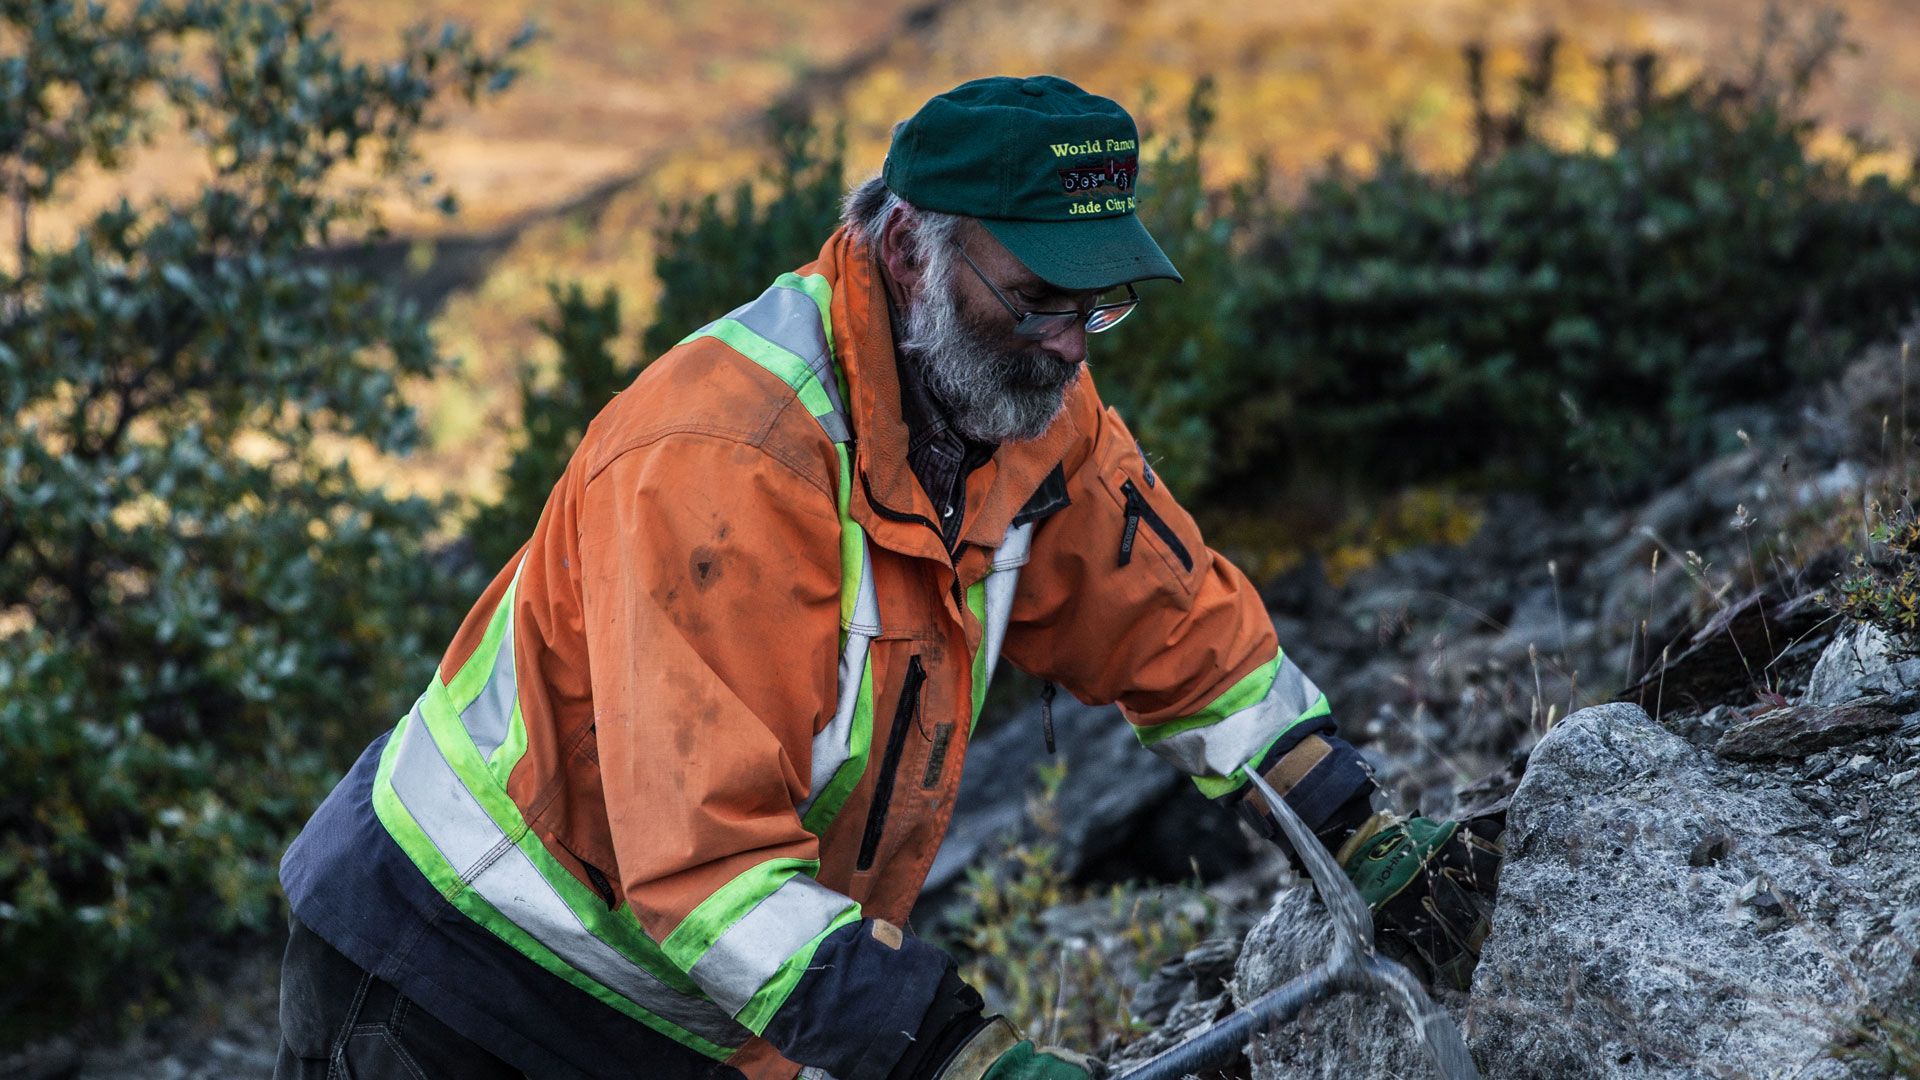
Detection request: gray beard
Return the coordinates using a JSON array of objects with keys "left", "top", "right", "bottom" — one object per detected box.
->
[{"left": 896, "top": 270, "right": 1081, "bottom": 444}]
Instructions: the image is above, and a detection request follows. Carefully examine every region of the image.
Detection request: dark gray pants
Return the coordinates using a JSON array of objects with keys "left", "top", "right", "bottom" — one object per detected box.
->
[{"left": 275, "top": 917, "right": 526, "bottom": 1080}]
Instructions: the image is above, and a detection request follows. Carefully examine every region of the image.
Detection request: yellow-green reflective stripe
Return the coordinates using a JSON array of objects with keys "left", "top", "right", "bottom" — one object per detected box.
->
[
  {"left": 731, "top": 278, "right": 837, "bottom": 402},
  {"left": 486, "top": 699, "right": 528, "bottom": 786},
  {"left": 1139, "top": 653, "right": 1329, "bottom": 781},
  {"left": 408, "top": 684, "right": 699, "bottom": 988},
  {"left": 836, "top": 444, "right": 860, "bottom": 626},
  {"left": 978, "top": 521, "right": 1033, "bottom": 699},
  {"left": 1137, "top": 655, "right": 1282, "bottom": 748},
  {"left": 681, "top": 871, "right": 859, "bottom": 1020},
  {"left": 801, "top": 659, "right": 873, "bottom": 835},
  {"left": 665, "top": 857, "right": 818, "bottom": 966},
  {"left": 775, "top": 270, "right": 837, "bottom": 397},
  {"left": 1191, "top": 696, "right": 1332, "bottom": 799},
  {"left": 695, "top": 320, "right": 837, "bottom": 423},
  {"left": 441, "top": 553, "right": 518, "bottom": 714},
  {"left": 736, "top": 904, "right": 862, "bottom": 1034},
  {"left": 775, "top": 272, "right": 835, "bottom": 364},
  {"left": 801, "top": 531, "right": 878, "bottom": 825},
  {"left": 445, "top": 561, "right": 524, "bottom": 760},
  {"left": 410, "top": 686, "right": 721, "bottom": 1001},
  {"left": 967, "top": 581, "right": 989, "bottom": 731},
  {"left": 373, "top": 703, "right": 747, "bottom": 1056}
]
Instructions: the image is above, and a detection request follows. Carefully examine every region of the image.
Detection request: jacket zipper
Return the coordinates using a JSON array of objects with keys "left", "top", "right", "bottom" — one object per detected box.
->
[
  {"left": 1118, "top": 479, "right": 1193, "bottom": 572},
  {"left": 857, "top": 654, "right": 925, "bottom": 872},
  {"left": 860, "top": 471, "right": 948, "bottom": 549}
]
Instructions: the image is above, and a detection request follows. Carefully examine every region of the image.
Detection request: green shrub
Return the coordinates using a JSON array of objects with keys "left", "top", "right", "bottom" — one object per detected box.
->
[
  {"left": 1826, "top": 501, "right": 1920, "bottom": 652},
  {"left": 1095, "top": 78, "right": 1274, "bottom": 498},
  {"left": 0, "top": 0, "right": 522, "bottom": 1042},
  {"left": 1220, "top": 20, "right": 1920, "bottom": 499}
]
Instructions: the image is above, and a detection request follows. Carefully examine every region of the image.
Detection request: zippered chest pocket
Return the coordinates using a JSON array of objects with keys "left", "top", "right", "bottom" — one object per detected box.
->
[
  {"left": 1091, "top": 406, "right": 1203, "bottom": 592},
  {"left": 1119, "top": 478, "right": 1192, "bottom": 573}
]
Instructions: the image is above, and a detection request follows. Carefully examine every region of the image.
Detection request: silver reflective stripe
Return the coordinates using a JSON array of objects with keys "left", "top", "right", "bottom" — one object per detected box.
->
[
  {"left": 1148, "top": 657, "right": 1324, "bottom": 778},
  {"left": 687, "top": 875, "right": 856, "bottom": 1016},
  {"left": 799, "top": 542, "right": 879, "bottom": 817},
  {"left": 979, "top": 521, "right": 1035, "bottom": 690},
  {"left": 461, "top": 564, "right": 524, "bottom": 760},
  {"left": 387, "top": 704, "right": 749, "bottom": 1048},
  {"left": 727, "top": 284, "right": 843, "bottom": 417}
]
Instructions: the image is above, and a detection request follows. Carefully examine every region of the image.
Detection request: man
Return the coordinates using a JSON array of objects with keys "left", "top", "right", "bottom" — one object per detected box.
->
[{"left": 276, "top": 75, "right": 1500, "bottom": 1080}]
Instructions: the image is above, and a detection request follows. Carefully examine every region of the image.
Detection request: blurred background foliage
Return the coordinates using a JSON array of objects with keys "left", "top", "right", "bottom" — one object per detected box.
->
[
  {"left": 484, "top": 12, "right": 1920, "bottom": 534},
  {"left": 5, "top": 0, "right": 1920, "bottom": 1050},
  {"left": 0, "top": 0, "right": 524, "bottom": 1042}
]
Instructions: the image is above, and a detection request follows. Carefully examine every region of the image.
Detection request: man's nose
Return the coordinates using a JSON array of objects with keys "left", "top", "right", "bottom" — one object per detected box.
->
[{"left": 1039, "top": 321, "right": 1088, "bottom": 367}]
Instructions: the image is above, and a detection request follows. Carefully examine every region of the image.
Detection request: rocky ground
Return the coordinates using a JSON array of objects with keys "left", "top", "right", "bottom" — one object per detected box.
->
[{"left": 1089, "top": 347, "right": 1920, "bottom": 1078}]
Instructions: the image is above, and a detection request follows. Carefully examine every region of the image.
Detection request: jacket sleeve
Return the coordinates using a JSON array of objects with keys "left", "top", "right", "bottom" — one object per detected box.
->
[
  {"left": 577, "top": 433, "right": 948, "bottom": 1078},
  {"left": 999, "top": 385, "right": 1371, "bottom": 824}
]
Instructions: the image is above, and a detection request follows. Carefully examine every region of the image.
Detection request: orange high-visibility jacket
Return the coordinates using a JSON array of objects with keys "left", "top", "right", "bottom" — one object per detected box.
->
[{"left": 282, "top": 225, "right": 1334, "bottom": 1080}]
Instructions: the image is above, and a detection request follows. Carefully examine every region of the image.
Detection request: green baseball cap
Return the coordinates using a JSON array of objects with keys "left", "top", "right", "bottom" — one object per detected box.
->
[{"left": 883, "top": 75, "right": 1182, "bottom": 292}]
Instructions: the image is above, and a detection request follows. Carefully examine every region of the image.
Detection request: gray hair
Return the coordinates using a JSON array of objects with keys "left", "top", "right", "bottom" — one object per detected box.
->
[{"left": 841, "top": 174, "right": 967, "bottom": 275}]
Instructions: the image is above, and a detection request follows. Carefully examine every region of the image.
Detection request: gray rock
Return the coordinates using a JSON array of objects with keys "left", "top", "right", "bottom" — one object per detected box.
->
[
  {"left": 1105, "top": 991, "right": 1237, "bottom": 1075},
  {"left": 1468, "top": 703, "right": 1920, "bottom": 1078},
  {"left": 1658, "top": 702, "right": 1739, "bottom": 749},
  {"left": 1713, "top": 701, "right": 1900, "bottom": 761},
  {"left": 1129, "top": 936, "right": 1241, "bottom": 1027},
  {"left": 1805, "top": 623, "right": 1920, "bottom": 705}
]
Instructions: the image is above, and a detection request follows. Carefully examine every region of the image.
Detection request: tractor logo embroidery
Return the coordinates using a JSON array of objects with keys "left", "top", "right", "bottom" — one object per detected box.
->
[{"left": 1058, "top": 155, "right": 1138, "bottom": 194}]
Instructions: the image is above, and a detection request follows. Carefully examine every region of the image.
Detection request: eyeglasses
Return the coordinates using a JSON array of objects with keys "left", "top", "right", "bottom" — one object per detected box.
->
[{"left": 956, "top": 246, "right": 1139, "bottom": 339}]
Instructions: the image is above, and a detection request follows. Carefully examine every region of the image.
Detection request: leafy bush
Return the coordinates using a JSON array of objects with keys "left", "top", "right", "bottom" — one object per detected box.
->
[
  {"left": 0, "top": 0, "right": 522, "bottom": 1042},
  {"left": 1216, "top": 21, "right": 1920, "bottom": 499},
  {"left": 1826, "top": 501, "right": 1920, "bottom": 652}
]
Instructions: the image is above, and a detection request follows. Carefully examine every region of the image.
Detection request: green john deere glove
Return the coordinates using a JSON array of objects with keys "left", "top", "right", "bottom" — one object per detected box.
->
[
  {"left": 982, "top": 1041, "right": 1095, "bottom": 1080},
  {"left": 1338, "top": 812, "right": 1503, "bottom": 992},
  {"left": 931, "top": 1016, "right": 1094, "bottom": 1080}
]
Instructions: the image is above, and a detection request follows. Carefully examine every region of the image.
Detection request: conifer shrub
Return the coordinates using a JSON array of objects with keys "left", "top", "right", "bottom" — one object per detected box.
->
[
  {"left": 641, "top": 117, "right": 850, "bottom": 359},
  {"left": 1218, "top": 22, "right": 1920, "bottom": 501}
]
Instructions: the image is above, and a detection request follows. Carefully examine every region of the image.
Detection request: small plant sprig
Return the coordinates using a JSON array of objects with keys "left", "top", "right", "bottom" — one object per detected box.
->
[
  {"left": 1825, "top": 499, "right": 1920, "bottom": 651},
  {"left": 942, "top": 762, "right": 1216, "bottom": 1052}
]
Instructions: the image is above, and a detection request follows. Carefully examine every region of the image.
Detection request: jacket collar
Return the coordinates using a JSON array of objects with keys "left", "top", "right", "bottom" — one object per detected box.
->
[{"left": 812, "top": 226, "right": 1079, "bottom": 566}]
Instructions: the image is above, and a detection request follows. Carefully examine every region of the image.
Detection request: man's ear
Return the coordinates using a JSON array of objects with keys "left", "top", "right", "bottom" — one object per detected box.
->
[{"left": 879, "top": 205, "right": 923, "bottom": 296}]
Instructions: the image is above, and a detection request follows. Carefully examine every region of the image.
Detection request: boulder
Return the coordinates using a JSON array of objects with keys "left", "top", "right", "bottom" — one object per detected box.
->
[
  {"left": 1104, "top": 937, "right": 1244, "bottom": 1075},
  {"left": 1804, "top": 622, "right": 1920, "bottom": 706},
  {"left": 1468, "top": 702, "right": 1920, "bottom": 1077}
]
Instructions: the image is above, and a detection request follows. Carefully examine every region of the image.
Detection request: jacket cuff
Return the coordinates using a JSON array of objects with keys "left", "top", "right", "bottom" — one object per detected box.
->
[
  {"left": 1228, "top": 732, "right": 1376, "bottom": 836},
  {"left": 885, "top": 965, "right": 991, "bottom": 1080},
  {"left": 760, "top": 919, "right": 953, "bottom": 1080}
]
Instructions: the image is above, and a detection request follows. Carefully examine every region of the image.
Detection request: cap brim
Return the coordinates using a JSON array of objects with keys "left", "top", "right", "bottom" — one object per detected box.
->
[{"left": 979, "top": 213, "right": 1183, "bottom": 292}]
